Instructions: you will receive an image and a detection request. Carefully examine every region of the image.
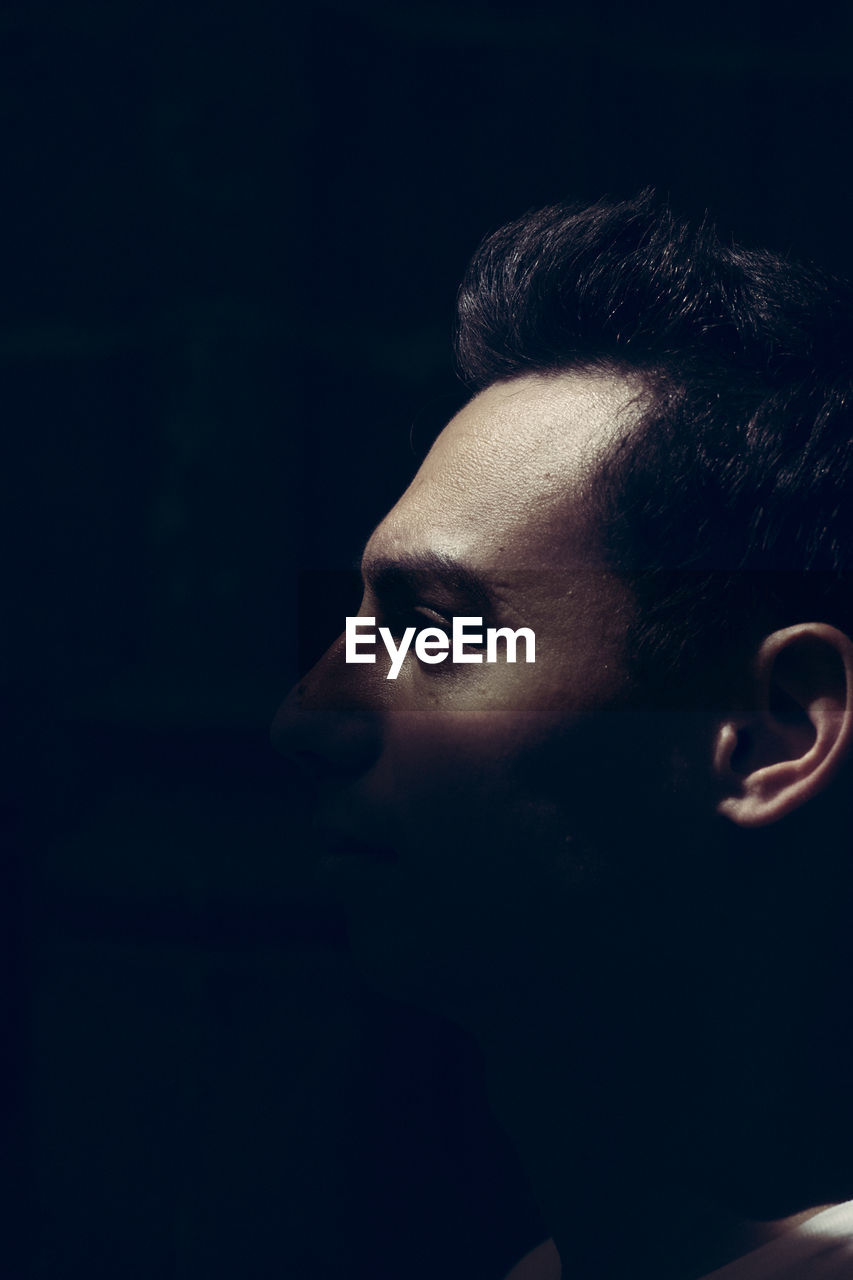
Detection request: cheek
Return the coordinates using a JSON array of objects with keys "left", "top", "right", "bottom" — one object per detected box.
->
[
  {"left": 374, "top": 704, "right": 674, "bottom": 910},
  {"left": 378, "top": 702, "right": 610, "bottom": 812},
  {"left": 341, "top": 709, "right": 678, "bottom": 1016},
  {"left": 372, "top": 707, "right": 611, "bottom": 909},
  {"left": 377, "top": 707, "right": 548, "bottom": 828}
]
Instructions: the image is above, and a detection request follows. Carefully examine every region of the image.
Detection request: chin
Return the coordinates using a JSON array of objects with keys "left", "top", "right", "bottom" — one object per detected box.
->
[{"left": 342, "top": 908, "right": 498, "bottom": 1029}]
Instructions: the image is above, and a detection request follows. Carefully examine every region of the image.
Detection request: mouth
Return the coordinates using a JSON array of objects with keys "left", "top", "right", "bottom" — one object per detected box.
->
[{"left": 313, "top": 823, "right": 398, "bottom": 867}]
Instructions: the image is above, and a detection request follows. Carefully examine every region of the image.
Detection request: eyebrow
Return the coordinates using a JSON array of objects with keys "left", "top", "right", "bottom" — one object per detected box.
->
[{"left": 360, "top": 549, "right": 495, "bottom": 609}]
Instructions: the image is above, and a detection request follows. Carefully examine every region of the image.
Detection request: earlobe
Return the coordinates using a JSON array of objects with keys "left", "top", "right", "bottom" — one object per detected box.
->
[{"left": 715, "top": 623, "right": 853, "bottom": 829}]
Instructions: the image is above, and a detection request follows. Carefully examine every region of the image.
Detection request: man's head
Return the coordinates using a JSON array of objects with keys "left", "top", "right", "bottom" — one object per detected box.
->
[
  {"left": 456, "top": 192, "right": 853, "bottom": 703},
  {"left": 275, "top": 194, "right": 853, "bottom": 1217}
]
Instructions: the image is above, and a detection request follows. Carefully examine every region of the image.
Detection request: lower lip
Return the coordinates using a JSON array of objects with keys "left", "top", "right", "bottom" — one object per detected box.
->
[
  {"left": 317, "top": 850, "right": 397, "bottom": 901},
  {"left": 318, "top": 837, "right": 397, "bottom": 867}
]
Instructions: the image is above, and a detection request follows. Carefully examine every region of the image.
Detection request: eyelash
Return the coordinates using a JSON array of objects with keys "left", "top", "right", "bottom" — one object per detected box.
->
[
  {"left": 382, "top": 605, "right": 487, "bottom": 652},
  {"left": 384, "top": 604, "right": 451, "bottom": 637},
  {"left": 413, "top": 605, "right": 453, "bottom": 633}
]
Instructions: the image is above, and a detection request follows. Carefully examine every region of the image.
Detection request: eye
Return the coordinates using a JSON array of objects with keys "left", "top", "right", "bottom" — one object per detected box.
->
[
  {"left": 382, "top": 604, "right": 451, "bottom": 642},
  {"left": 379, "top": 604, "right": 488, "bottom": 656},
  {"left": 411, "top": 605, "right": 453, "bottom": 637},
  {"left": 413, "top": 608, "right": 488, "bottom": 654}
]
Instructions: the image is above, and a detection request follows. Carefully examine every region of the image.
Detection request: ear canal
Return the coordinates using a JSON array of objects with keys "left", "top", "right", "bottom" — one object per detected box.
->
[{"left": 728, "top": 727, "right": 753, "bottom": 775}]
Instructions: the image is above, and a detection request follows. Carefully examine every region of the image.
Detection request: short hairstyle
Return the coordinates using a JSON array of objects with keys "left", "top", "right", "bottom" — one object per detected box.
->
[{"left": 454, "top": 192, "right": 853, "bottom": 707}]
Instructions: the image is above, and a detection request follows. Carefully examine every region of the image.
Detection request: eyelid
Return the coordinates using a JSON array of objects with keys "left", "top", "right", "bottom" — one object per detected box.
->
[
  {"left": 413, "top": 606, "right": 489, "bottom": 652},
  {"left": 412, "top": 604, "right": 452, "bottom": 629},
  {"left": 379, "top": 598, "right": 490, "bottom": 652},
  {"left": 379, "top": 602, "right": 451, "bottom": 638}
]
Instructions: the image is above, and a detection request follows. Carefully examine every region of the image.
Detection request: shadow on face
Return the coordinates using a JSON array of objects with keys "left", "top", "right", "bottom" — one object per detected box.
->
[{"left": 272, "top": 372, "right": 698, "bottom": 1017}]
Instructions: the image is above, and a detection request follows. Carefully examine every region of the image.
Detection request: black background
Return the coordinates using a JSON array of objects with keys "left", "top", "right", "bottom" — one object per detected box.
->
[{"left": 3, "top": 2, "right": 853, "bottom": 1276}]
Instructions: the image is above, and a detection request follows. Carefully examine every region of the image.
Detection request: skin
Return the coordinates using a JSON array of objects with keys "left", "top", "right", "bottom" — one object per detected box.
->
[
  {"left": 274, "top": 372, "right": 648, "bottom": 1014},
  {"left": 273, "top": 371, "right": 851, "bottom": 1279}
]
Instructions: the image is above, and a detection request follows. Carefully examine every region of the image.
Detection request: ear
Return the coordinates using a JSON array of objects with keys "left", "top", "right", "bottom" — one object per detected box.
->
[{"left": 714, "top": 623, "right": 853, "bottom": 829}]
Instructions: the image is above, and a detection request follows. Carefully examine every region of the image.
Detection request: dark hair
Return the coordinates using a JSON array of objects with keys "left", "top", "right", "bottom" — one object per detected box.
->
[{"left": 454, "top": 192, "right": 853, "bottom": 705}]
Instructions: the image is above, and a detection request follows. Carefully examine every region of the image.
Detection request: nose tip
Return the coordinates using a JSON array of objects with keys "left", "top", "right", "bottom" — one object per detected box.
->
[{"left": 270, "top": 642, "right": 383, "bottom": 785}]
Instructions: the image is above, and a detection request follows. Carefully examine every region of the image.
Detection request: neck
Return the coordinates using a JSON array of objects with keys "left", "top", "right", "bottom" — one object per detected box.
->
[{"left": 474, "top": 1020, "right": 834, "bottom": 1280}]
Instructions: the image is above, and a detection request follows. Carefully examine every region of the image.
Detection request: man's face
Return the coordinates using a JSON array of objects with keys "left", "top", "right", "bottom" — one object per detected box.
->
[{"left": 274, "top": 371, "right": 679, "bottom": 1026}]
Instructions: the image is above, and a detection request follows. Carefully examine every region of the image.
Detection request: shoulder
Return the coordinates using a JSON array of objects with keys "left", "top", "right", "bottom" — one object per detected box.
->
[{"left": 502, "top": 1237, "right": 561, "bottom": 1280}]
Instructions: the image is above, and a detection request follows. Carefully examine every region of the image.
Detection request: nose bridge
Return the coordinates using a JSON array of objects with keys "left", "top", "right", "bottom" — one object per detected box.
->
[{"left": 271, "top": 631, "right": 383, "bottom": 781}]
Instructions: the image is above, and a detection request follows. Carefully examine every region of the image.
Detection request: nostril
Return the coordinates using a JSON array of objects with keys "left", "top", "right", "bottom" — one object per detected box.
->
[{"left": 271, "top": 708, "right": 382, "bottom": 782}]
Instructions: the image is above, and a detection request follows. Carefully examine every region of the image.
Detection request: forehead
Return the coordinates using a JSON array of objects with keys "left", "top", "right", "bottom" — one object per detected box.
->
[{"left": 366, "top": 370, "right": 644, "bottom": 572}]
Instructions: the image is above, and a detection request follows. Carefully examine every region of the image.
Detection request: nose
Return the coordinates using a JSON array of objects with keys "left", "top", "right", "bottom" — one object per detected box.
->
[{"left": 270, "top": 632, "right": 383, "bottom": 785}]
